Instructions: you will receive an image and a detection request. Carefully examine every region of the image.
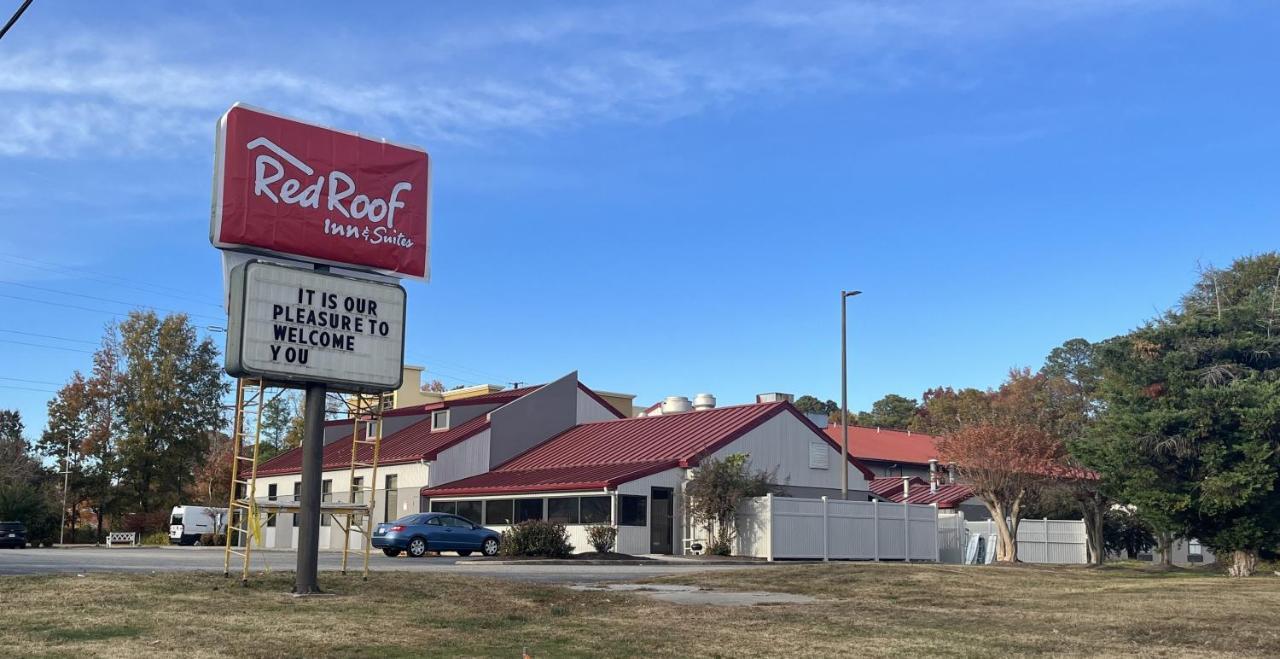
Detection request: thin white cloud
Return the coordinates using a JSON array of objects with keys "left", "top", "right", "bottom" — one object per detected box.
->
[{"left": 0, "top": 0, "right": 1201, "bottom": 159}]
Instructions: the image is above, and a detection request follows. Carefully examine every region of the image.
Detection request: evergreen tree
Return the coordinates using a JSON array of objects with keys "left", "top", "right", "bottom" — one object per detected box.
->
[{"left": 1087, "top": 254, "right": 1280, "bottom": 576}]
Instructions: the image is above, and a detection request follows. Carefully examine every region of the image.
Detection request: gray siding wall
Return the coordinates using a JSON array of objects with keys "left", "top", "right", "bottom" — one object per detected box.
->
[
  {"left": 448, "top": 403, "right": 499, "bottom": 428},
  {"left": 576, "top": 388, "right": 621, "bottom": 422},
  {"left": 784, "top": 485, "right": 875, "bottom": 500},
  {"left": 429, "top": 429, "right": 492, "bottom": 487},
  {"left": 861, "top": 460, "right": 932, "bottom": 480},
  {"left": 487, "top": 372, "right": 580, "bottom": 469}
]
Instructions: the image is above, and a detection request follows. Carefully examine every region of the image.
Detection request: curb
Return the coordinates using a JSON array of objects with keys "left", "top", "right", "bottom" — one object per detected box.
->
[{"left": 454, "top": 559, "right": 764, "bottom": 566}]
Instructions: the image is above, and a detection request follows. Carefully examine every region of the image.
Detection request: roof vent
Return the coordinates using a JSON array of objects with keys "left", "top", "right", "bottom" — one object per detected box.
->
[
  {"left": 692, "top": 393, "right": 716, "bottom": 411},
  {"left": 755, "top": 392, "right": 794, "bottom": 404},
  {"left": 661, "top": 396, "right": 692, "bottom": 414}
]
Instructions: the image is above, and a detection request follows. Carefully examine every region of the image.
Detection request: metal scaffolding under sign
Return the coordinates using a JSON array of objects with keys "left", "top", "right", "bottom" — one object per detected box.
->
[{"left": 222, "top": 377, "right": 391, "bottom": 585}]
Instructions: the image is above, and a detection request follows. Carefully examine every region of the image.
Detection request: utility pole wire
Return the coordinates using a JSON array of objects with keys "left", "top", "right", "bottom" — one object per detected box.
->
[{"left": 0, "top": 0, "right": 34, "bottom": 42}]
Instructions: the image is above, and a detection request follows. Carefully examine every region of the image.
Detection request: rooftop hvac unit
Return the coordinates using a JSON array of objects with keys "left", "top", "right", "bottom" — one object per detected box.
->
[{"left": 661, "top": 396, "right": 692, "bottom": 414}]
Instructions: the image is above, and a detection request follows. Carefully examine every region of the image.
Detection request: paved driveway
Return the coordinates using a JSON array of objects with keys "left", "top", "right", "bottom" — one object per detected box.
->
[{"left": 0, "top": 547, "right": 758, "bottom": 582}]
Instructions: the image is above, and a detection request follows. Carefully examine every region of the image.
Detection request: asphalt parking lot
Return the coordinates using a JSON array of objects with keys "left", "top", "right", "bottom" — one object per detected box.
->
[{"left": 0, "top": 547, "right": 758, "bottom": 582}]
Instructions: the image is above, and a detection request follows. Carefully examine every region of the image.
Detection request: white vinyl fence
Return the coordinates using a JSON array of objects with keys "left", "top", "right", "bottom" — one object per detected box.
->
[
  {"left": 736, "top": 494, "right": 939, "bottom": 561},
  {"left": 938, "top": 513, "right": 1087, "bottom": 564}
]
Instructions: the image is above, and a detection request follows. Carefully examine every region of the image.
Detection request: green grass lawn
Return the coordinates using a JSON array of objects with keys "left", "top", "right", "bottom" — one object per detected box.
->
[{"left": 1, "top": 563, "right": 1277, "bottom": 657}]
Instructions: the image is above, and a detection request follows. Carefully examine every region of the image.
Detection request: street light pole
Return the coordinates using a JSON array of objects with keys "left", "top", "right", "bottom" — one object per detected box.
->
[
  {"left": 841, "top": 290, "right": 862, "bottom": 500},
  {"left": 59, "top": 435, "right": 70, "bottom": 545}
]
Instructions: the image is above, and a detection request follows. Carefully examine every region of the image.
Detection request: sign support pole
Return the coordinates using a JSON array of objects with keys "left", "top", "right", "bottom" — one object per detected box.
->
[{"left": 294, "top": 380, "right": 328, "bottom": 595}]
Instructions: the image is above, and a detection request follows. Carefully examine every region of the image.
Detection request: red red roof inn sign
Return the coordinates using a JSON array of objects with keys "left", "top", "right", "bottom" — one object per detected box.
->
[
  {"left": 210, "top": 103, "right": 426, "bottom": 392},
  {"left": 211, "top": 103, "right": 431, "bottom": 281}
]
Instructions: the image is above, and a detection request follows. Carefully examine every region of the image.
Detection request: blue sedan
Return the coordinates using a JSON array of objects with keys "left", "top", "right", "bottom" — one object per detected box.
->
[{"left": 372, "top": 512, "right": 501, "bottom": 558}]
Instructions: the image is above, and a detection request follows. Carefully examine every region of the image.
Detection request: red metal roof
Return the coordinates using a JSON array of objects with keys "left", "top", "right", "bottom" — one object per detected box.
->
[
  {"left": 824, "top": 425, "right": 941, "bottom": 466},
  {"left": 423, "top": 402, "right": 875, "bottom": 497},
  {"left": 415, "top": 461, "right": 673, "bottom": 498},
  {"left": 256, "top": 382, "right": 626, "bottom": 477},
  {"left": 868, "top": 476, "right": 927, "bottom": 498},
  {"left": 257, "top": 414, "right": 491, "bottom": 476},
  {"left": 499, "top": 402, "right": 787, "bottom": 471},
  {"left": 870, "top": 477, "right": 974, "bottom": 508}
]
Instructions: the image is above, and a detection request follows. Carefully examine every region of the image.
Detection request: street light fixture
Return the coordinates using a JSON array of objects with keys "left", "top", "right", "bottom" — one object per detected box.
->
[{"left": 841, "top": 290, "right": 862, "bottom": 500}]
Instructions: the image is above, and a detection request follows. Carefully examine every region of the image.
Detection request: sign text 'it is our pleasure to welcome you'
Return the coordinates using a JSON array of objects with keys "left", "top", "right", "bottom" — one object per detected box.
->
[{"left": 226, "top": 261, "right": 405, "bottom": 393}]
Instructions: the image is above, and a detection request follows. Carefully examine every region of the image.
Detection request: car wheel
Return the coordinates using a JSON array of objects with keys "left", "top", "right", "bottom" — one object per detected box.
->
[
  {"left": 457, "top": 550, "right": 472, "bottom": 557},
  {"left": 482, "top": 537, "right": 500, "bottom": 556},
  {"left": 382, "top": 548, "right": 401, "bottom": 558},
  {"left": 407, "top": 536, "right": 428, "bottom": 558}
]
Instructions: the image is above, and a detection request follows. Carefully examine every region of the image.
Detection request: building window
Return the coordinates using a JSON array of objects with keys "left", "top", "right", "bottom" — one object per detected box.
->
[
  {"left": 1188, "top": 539, "right": 1204, "bottom": 563},
  {"left": 292, "top": 482, "right": 301, "bottom": 527},
  {"left": 266, "top": 484, "right": 277, "bottom": 527},
  {"left": 457, "top": 500, "right": 483, "bottom": 524},
  {"left": 515, "top": 498, "right": 544, "bottom": 523},
  {"left": 485, "top": 499, "right": 514, "bottom": 526},
  {"left": 580, "top": 496, "right": 611, "bottom": 524},
  {"left": 431, "top": 410, "right": 450, "bottom": 431},
  {"left": 352, "top": 477, "right": 365, "bottom": 506},
  {"left": 547, "top": 498, "right": 580, "bottom": 524},
  {"left": 619, "top": 495, "right": 647, "bottom": 526},
  {"left": 384, "top": 475, "right": 398, "bottom": 523},
  {"left": 320, "top": 479, "right": 332, "bottom": 526},
  {"left": 431, "top": 500, "right": 457, "bottom": 514}
]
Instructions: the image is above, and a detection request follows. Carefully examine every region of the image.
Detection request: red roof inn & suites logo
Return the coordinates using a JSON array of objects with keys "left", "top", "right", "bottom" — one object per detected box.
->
[{"left": 210, "top": 104, "right": 431, "bottom": 280}]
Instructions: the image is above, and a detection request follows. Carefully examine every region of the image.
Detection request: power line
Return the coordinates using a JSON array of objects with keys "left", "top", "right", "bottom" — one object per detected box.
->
[
  {"left": 0, "top": 291, "right": 221, "bottom": 323},
  {"left": 0, "top": 279, "right": 223, "bottom": 322},
  {"left": 0, "top": 253, "right": 223, "bottom": 308},
  {"left": 0, "top": 292, "right": 128, "bottom": 318},
  {"left": 0, "top": 328, "right": 99, "bottom": 346},
  {"left": 0, "top": 384, "right": 58, "bottom": 394},
  {"left": 0, "top": 375, "right": 65, "bottom": 386},
  {"left": 0, "top": 338, "right": 94, "bottom": 354},
  {"left": 0, "top": 0, "right": 34, "bottom": 42},
  {"left": 414, "top": 354, "right": 515, "bottom": 384}
]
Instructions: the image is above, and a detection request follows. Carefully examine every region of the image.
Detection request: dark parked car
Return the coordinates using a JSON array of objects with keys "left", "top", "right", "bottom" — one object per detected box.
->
[
  {"left": 372, "top": 513, "right": 500, "bottom": 558},
  {"left": 0, "top": 521, "right": 27, "bottom": 548}
]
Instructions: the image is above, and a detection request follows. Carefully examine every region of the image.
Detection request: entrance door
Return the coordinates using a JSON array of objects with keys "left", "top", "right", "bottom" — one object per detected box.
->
[{"left": 650, "top": 487, "right": 674, "bottom": 554}]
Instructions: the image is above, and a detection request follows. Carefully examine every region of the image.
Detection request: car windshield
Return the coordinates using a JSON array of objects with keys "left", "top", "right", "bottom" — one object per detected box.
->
[
  {"left": 392, "top": 515, "right": 420, "bottom": 525},
  {"left": 0, "top": 522, "right": 21, "bottom": 530}
]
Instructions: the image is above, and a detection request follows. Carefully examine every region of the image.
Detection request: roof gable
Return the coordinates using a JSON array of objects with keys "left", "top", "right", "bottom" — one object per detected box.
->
[{"left": 423, "top": 401, "right": 876, "bottom": 497}]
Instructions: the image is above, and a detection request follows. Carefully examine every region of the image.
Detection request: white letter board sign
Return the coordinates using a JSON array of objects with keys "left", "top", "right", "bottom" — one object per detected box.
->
[{"left": 226, "top": 260, "right": 406, "bottom": 393}]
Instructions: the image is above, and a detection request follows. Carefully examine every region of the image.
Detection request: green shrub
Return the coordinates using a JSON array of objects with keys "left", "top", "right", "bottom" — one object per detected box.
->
[
  {"left": 197, "top": 533, "right": 226, "bottom": 546},
  {"left": 707, "top": 538, "right": 733, "bottom": 556},
  {"left": 141, "top": 531, "right": 170, "bottom": 546},
  {"left": 585, "top": 524, "right": 617, "bottom": 553},
  {"left": 499, "top": 520, "right": 573, "bottom": 558}
]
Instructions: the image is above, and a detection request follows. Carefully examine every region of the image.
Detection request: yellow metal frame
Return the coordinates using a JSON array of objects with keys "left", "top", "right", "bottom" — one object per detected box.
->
[
  {"left": 338, "top": 392, "right": 389, "bottom": 579},
  {"left": 222, "top": 379, "right": 390, "bottom": 585}
]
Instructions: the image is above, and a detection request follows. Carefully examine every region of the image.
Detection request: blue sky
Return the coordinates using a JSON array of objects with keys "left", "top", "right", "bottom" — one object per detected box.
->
[{"left": 2, "top": 1, "right": 1279, "bottom": 434}]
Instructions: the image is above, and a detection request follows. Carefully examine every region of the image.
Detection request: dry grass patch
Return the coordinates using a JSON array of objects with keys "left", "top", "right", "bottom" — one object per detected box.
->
[
  {"left": 0, "top": 564, "right": 1277, "bottom": 657},
  {"left": 651, "top": 562, "right": 1280, "bottom": 656}
]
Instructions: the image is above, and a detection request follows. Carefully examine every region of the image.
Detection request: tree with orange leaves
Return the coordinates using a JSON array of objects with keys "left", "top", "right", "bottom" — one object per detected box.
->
[{"left": 935, "top": 369, "right": 1069, "bottom": 562}]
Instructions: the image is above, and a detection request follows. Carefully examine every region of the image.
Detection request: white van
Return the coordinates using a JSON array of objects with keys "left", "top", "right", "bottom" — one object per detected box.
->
[{"left": 169, "top": 506, "right": 227, "bottom": 546}]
